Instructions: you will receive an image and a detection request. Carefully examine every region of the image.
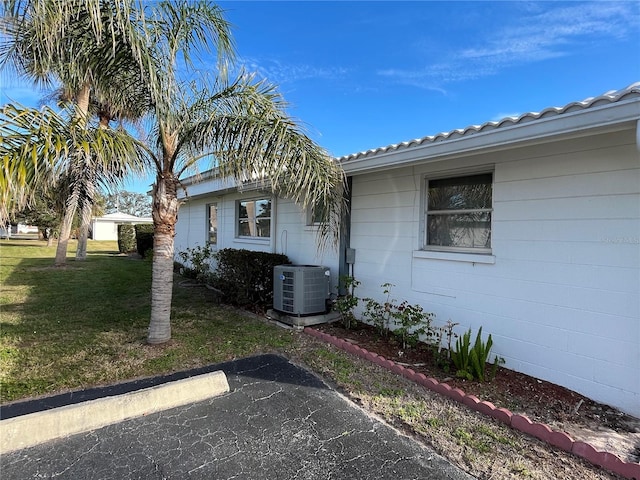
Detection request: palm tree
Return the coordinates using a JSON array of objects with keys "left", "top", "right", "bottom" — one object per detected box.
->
[
  {"left": 0, "top": 103, "right": 63, "bottom": 222},
  {"left": 74, "top": 80, "right": 150, "bottom": 260},
  {"left": 123, "top": 1, "right": 345, "bottom": 344},
  {"left": 140, "top": 75, "right": 345, "bottom": 344},
  {"left": 0, "top": 103, "right": 150, "bottom": 240},
  {"left": 1, "top": 0, "right": 148, "bottom": 264},
  {"left": 2, "top": 0, "right": 345, "bottom": 344}
]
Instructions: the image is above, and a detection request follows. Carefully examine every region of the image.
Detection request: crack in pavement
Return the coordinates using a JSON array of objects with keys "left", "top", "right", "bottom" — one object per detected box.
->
[{"left": 2, "top": 355, "right": 474, "bottom": 480}]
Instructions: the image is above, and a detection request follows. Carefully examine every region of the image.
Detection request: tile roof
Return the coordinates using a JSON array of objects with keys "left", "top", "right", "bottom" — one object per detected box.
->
[{"left": 338, "top": 82, "right": 640, "bottom": 163}]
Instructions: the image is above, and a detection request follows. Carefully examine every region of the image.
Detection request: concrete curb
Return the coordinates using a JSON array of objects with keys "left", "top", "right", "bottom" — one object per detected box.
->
[
  {"left": 0, "top": 370, "right": 229, "bottom": 454},
  {"left": 304, "top": 327, "right": 640, "bottom": 480}
]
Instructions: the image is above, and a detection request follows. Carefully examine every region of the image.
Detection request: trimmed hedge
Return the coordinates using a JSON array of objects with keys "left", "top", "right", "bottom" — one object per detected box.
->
[
  {"left": 117, "top": 224, "right": 136, "bottom": 253},
  {"left": 135, "top": 224, "right": 154, "bottom": 258},
  {"left": 211, "top": 248, "right": 290, "bottom": 308}
]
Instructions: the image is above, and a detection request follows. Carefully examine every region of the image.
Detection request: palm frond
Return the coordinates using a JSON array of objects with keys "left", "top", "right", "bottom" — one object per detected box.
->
[
  {"left": 144, "top": 0, "right": 234, "bottom": 72},
  {"left": 162, "top": 75, "right": 347, "bottom": 248},
  {"left": 0, "top": 102, "right": 151, "bottom": 222}
]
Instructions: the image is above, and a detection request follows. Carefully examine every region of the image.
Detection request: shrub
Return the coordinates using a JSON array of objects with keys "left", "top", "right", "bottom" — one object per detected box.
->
[
  {"left": 363, "top": 283, "right": 435, "bottom": 348},
  {"left": 433, "top": 320, "right": 459, "bottom": 372},
  {"left": 334, "top": 275, "right": 360, "bottom": 329},
  {"left": 390, "top": 301, "right": 434, "bottom": 350},
  {"left": 135, "top": 224, "right": 154, "bottom": 258},
  {"left": 176, "top": 244, "right": 215, "bottom": 281},
  {"left": 117, "top": 224, "right": 136, "bottom": 253},
  {"left": 362, "top": 283, "right": 395, "bottom": 336},
  {"left": 210, "top": 248, "right": 290, "bottom": 309}
]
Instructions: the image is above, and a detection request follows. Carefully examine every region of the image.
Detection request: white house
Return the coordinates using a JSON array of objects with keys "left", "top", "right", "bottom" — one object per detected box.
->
[
  {"left": 90, "top": 212, "right": 153, "bottom": 241},
  {"left": 174, "top": 83, "right": 640, "bottom": 417},
  {"left": 174, "top": 172, "right": 341, "bottom": 288},
  {"left": 0, "top": 223, "right": 37, "bottom": 237}
]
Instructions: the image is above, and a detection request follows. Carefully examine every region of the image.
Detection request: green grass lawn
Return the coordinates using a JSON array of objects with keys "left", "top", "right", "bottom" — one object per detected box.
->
[
  {"left": 0, "top": 239, "right": 294, "bottom": 403},
  {"left": 0, "top": 240, "right": 615, "bottom": 479}
]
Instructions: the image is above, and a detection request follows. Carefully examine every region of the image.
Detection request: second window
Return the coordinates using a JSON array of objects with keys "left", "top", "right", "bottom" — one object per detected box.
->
[
  {"left": 425, "top": 173, "right": 493, "bottom": 252},
  {"left": 237, "top": 198, "right": 271, "bottom": 238}
]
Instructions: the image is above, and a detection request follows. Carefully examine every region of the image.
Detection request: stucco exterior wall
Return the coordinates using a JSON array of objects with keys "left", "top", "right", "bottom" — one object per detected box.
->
[
  {"left": 92, "top": 221, "right": 119, "bottom": 241},
  {"left": 91, "top": 214, "right": 153, "bottom": 241},
  {"left": 174, "top": 191, "right": 340, "bottom": 292},
  {"left": 348, "top": 129, "right": 640, "bottom": 415}
]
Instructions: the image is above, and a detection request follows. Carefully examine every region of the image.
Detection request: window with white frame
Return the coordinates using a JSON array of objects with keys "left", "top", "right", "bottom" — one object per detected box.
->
[
  {"left": 237, "top": 198, "right": 271, "bottom": 238},
  {"left": 306, "top": 200, "right": 326, "bottom": 226},
  {"left": 425, "top": 173, "right": 493, "bottom": 253},
  {"left": 207, "top": 203, "right": 218, "bottom": 245}
]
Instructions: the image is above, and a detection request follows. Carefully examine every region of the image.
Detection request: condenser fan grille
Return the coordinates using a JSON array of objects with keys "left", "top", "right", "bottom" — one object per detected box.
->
[{"left": 281, "top": 271, "right": 295, "bottom": 313}]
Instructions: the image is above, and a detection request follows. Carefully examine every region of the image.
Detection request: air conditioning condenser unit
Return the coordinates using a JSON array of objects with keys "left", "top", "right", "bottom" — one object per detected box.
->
[{"left": 273, "top": 265, "right": 330, "bottom": 316}]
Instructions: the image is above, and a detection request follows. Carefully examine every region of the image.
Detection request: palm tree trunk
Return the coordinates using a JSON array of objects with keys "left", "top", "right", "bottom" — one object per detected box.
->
[
  {"left": 76, "top": 168, "right": 97, "bottom": 260},
  {"left": 75, "top": 199, "right": 93, "bottom": 260},
  {"left": 75, "top": 83, "right": 91, "bottom": 126},
  {"left": 54, "top": 198, "right": 78, "bottom": 265},
  {"left": 54, "top": 83, "right": 91, "bottom": 266},
  {"left": 76, "top": 114, "right": 110, "bottom": 260},
  {"left": 147, "top": 173, "right": 180, "bottom": 344}
]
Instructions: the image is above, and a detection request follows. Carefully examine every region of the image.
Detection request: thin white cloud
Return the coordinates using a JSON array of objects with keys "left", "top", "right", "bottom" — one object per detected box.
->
[
  {"left": 378, "top": 2, "right": 639, "bottom": 89},
  {"left": 238, "top": 57, "right": 348, "bottom": 85},
  {"left": 461, "top": 3, "right": 634, "bottom": 64}
]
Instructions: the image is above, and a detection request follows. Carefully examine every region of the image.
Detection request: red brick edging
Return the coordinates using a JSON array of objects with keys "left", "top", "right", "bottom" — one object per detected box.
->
[{"left": 304, "top": 327, "right": 640, "bottom": 480}]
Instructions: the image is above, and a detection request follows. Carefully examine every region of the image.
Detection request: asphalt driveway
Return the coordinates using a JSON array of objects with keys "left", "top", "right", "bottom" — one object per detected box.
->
[{"left": 1, "top": 354, "right": 474, "bottom": 479}]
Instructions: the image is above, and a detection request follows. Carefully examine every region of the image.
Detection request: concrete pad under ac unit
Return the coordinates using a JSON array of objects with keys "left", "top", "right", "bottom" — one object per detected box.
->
[{"left": 267, "top": 309, "right": 341, "bottom": 328}]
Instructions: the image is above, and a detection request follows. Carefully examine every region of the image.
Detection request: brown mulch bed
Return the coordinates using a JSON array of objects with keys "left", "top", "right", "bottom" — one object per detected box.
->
[{"left": 314, "top": 321, "right": 640, "bottom": 465}]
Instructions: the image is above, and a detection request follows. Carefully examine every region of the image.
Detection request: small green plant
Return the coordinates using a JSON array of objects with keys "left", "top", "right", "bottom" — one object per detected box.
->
[
  {"left": 363, "top": 283, "right": 436, "bottom": 348},
  {"left": 470, "top": 327, "right": 492, "bottom": 382},
  {"left": 335, "top": 275, "right": 360, "bottom": 329},
  {"left": 426, "top": 417, "right": 443, "bottom": 428},
  {"left": 510, "top": 463, "right": 532, "bottom": 477},
  {"left": 451, "top": 327, "right": 503, "bottom": 381},
  {"left": 476, "top": 424, "right": 516, "bottom": 447},
  {"left": 453, "top": 426, "right": 492, "bottom": 453},
  {"left": 398, "top": 401, "right": 425, "bottom": 422},
  {"left": 378, "top": 387, "right": 405, "bottom": 397},
  {"left": 362, "top": 283, "right": 395, "bottom": 337},
  {"left": 433, "top": 319, "right": 459, "bottom": 371},
  {"left": 177, "top": 244, "right": 216, "bottom": 283},
  {"left": 490, "top": 354, "right": 506, "bottom": 381},
  {"left": 390, "top": 301, "right": 434, "bottom": 350},
  {"left": 451, "top": 328, "right": 474, "bottom": 380}
]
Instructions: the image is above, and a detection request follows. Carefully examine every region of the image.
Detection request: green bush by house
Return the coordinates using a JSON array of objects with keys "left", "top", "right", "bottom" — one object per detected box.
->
[
  {"left": 135, "top": 224, "right": 154, "bottom": 258},
  {"left": 117, "top": 224, "right": 136, "bottom": 253},
  {"left": 211, "top": 248, "right": 290, "bottom": 309}
]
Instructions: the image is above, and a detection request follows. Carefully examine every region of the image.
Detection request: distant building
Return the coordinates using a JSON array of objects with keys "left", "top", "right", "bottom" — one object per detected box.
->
[
  {"left": 17, "top": 224, "right": 38, "bottom": 234},
  {"left": 90, "top": 212, "right": 153, "bottom": 241}
]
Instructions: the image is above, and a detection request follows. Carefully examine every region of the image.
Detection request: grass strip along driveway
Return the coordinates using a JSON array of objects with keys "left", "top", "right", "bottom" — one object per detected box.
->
[{"left": 0, "top": 240, "right": 624, "bottom": 479}]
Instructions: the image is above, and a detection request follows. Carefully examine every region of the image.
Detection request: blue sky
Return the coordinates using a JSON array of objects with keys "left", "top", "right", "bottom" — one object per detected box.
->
[{"left": 1, "top": 1, "right": 639, "bottom": 193}]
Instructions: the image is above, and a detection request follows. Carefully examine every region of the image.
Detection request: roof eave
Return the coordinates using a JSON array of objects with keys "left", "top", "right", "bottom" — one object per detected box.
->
[
  {"left": 178, "top": 178, "right": 272, "bottom": 201},
  {"left": 341, "top": 99, "right": 640, "bottom": 176}
]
